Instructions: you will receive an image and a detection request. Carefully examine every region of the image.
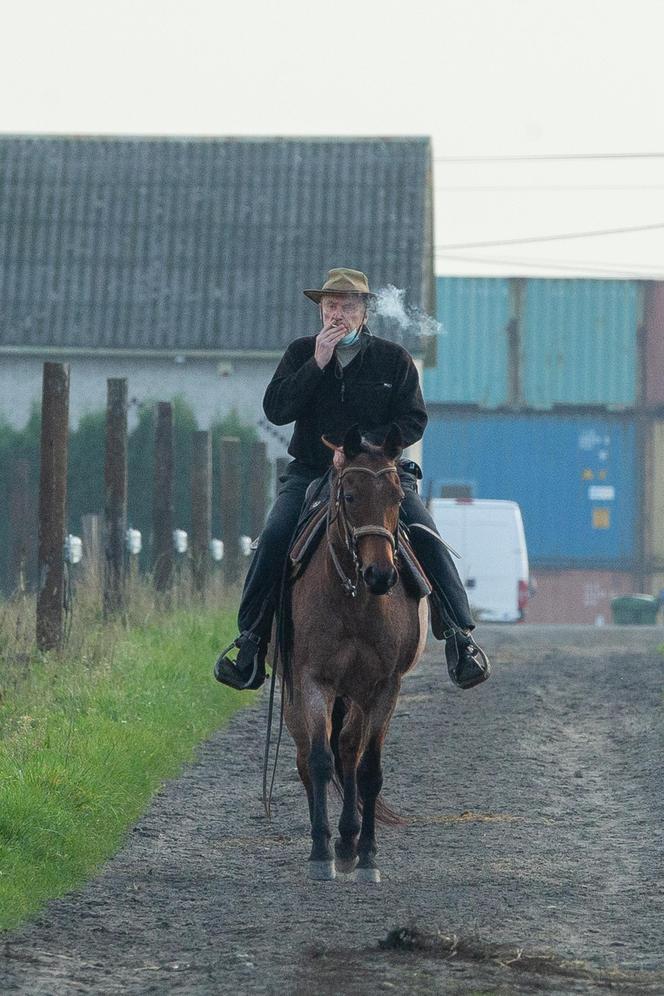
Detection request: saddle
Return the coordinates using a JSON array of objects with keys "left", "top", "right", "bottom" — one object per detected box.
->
[
  {"left": 273, "top": 471, "right": 460, "bottom": 699},
  {"left": 288, "top": 474, "right": 432, "bottom": 603}
]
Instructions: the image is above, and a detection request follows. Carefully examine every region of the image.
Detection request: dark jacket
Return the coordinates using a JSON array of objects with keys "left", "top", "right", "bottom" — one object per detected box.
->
[{"left": 263, "top": 328, "right": 428, "bottom": 472}]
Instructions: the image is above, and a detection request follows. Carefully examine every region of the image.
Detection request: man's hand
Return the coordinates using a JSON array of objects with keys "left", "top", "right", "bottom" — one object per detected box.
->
[{"left": 314, "top": 319, "right": 349, "bottom": 369}]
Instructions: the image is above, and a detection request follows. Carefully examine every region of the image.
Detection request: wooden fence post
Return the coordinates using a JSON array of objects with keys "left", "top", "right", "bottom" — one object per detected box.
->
[
  {"left": 220, "top": 436, "right": 242, "bottom": 584},
  {"left": 37, "top": 362, "right": 70, "bottom": 651},
  {"left": 153, "top": 402, "right": 174, "bottom": 593},
  {"left": 249, "top": 440, "right": 268, "bottom": 539},
  {"left": 104, "top": 379, "right": 128, "bottom": 615},
  {"left": 191, "top": 430, "right": 211, "bottom": 596}
]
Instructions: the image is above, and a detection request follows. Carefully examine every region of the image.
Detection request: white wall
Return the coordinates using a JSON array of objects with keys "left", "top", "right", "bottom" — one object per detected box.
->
[
  {"left": 1, "top": 350, "right": 425, "bottom": 470},
  {"left": 0, "top": 353, "right": 292, "bottom": 464}
]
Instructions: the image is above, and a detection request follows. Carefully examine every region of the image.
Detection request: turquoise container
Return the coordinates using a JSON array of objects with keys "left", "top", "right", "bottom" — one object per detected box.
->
[
  {"left": 424, "top": 277, "right": 511, "bottom": 407},
  {"left": 521, "top": 279, "right": 641, "bottom": 408}
]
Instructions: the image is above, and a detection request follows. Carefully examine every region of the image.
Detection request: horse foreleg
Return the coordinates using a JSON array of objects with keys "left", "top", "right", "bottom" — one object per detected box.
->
[
  {"left": 295, "top": 748, "right": 314, "bottom": 823},
  {"left": 335, "top": 702, "right": 364, "bottom": 874},
  {"left": 304, "top": 686, "right": 336, "bottom": 881},
  {"left": 356, "top": 733, "right": 385, "bottom": 882}
]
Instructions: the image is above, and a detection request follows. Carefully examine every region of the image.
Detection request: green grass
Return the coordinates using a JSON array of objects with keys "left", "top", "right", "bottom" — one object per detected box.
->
[{"left": 0, "top": 601, "right": 249, "bottom": 931}]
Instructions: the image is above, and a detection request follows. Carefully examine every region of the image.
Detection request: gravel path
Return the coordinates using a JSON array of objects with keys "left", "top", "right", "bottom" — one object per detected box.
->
[{"left": 1, "top": 625, "right": 663, "bottom": 994}]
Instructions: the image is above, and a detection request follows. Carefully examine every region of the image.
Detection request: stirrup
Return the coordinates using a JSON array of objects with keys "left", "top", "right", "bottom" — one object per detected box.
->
[
  {"left": 444, "top": 629, "right": 491, "bottom": 690},
  {"left": 213, "top": 632, "right": 266, "bottom": 690}
]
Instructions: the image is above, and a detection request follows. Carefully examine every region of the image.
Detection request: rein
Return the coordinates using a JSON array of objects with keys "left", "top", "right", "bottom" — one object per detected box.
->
[{"left": 326, "top": 464, "right": 401, "bottom": 597}]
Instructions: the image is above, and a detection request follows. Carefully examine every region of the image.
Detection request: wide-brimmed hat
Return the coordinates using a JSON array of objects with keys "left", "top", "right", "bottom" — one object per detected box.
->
[{"left": 303, "top": 267, "right": 376, "bottom": 304}]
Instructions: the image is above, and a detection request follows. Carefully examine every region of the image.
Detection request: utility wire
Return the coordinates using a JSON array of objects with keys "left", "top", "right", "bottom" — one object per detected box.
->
[
  {"left": 435, "top": 184, "right": 664, "bottom": 192},
  {"left": 435, "top": 252, "right": 664, "bottom": 280},
  {"left": 433, "top": 152, "right": 664, "bottom": 163},
  {"left": 435, "top": 221, "right": 664, "bottom": 251}
]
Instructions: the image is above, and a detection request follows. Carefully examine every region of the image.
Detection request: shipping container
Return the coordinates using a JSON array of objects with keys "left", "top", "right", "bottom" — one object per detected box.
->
[
  {"left": 644, "top": 418, "right": 664, "bottom": 566},
  {"left": 423, "top": 412, "right": 638, "bottom": 566},
  {"left": 525, "top": 569, "right": 635, "bottom": 625},
  {"left": 645, "top": 282, "right": 664, "bottom": 407},
  {"left": 650, "top": 574, "right": 664, "bottom": 603},
  {"left": 423, "top": 277, "right": 511, "bottom": 407},
  {"left": 521, "top": 279, "right": 641, "bottom": 408}
]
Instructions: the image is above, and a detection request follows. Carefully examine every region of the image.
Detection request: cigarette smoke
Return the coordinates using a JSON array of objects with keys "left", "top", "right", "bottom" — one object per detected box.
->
[{"left": 370, "top": 285, "right": 443, "bottom": 341}]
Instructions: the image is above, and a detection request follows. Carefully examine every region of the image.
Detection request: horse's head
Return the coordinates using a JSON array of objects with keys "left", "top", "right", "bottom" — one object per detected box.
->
[{"left": 323, "top": 423, "right": 405, "bottom": 596}]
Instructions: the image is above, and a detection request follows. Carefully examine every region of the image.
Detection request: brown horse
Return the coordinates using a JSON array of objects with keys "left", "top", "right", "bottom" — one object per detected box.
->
[{"left": 283, "top": 423, "right": 428, "bottom": 882}]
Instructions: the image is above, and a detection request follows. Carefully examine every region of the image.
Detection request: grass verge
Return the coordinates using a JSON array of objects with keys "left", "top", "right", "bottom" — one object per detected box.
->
[{"left": 0, "top": 601, "right": 249, "bottom": 931}]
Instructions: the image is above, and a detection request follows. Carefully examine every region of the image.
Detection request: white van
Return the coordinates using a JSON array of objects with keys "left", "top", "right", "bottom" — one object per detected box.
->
[{"left": 428, "top": 498, "right": 530, "bottom": 623}]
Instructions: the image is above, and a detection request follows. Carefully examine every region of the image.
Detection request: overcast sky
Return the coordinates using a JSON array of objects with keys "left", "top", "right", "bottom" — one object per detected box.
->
[{"left": 2, "top": 0, "right": 663, "bottom": 279}]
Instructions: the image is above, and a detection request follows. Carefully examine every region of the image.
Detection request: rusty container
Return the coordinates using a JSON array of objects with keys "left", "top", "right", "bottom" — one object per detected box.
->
[
  {"left": 526, "top": 569, "right": 635, "bottom": 625},
  {"left": 644, "top": 282, "right": 664, "bottom": 407},
  {"left": 643, "top": 418, "right": 664, "bottom": 570}
]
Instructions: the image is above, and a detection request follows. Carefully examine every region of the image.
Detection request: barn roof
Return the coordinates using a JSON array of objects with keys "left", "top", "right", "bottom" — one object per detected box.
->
[{"left": 0, "top": 136, "right": 433, "bottom": 356}]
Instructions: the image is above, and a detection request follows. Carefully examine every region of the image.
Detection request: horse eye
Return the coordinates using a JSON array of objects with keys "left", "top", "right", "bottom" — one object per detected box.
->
[{"left": 344, "top": 493, "right": 354, "bottom": 503}]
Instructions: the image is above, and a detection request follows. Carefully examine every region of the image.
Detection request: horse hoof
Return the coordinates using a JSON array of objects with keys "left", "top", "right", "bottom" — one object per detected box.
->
[
  {"left": 356, "top": 866, "right": 381, "bottom": 883},
  {"left": 309, "top": 860, "right": 336, "bottom": 881},
  {"left": 335, "top": 856, "right": 358, "bottom": 874}
]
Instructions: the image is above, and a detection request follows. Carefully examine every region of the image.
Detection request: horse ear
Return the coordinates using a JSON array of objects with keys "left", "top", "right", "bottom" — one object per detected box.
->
[
  {"left": 382, "top": 423, "right": 403, "bottom": 461},
  {"left": 342, "top": 424, "right": 363, "bottom": 460},
  {"left": 321, "top": 435, "right": 337, "bottom": 451}
]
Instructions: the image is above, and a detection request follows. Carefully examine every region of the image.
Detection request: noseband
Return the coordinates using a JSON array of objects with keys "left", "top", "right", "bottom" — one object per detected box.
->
[{"left": 326, "top": 464, "right": 402, "bottom": 597}]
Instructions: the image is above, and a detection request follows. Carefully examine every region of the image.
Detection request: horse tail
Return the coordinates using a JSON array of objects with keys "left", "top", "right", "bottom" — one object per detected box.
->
[
  {"left": 330, "top": 697, "right": 405, "bottom": 827},
  {"left": 372, "top": 797, "right": 406, "bottom": 827}
]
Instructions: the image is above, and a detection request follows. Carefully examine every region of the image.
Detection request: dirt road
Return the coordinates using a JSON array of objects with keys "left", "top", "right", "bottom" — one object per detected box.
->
[{"left": 2, "top": 625, "right": 663, "bottom": 994}]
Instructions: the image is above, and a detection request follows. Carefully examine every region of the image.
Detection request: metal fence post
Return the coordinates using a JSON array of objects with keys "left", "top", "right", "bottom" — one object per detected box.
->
[
  {"left": 81, "top": 512, "right": 103, "bottom": 587},
  {"left": 9, "top": 458, "right": 31, "bottom": 594},
  {"left": 37, "top": 362, "right": 70, "bottom": 651}
]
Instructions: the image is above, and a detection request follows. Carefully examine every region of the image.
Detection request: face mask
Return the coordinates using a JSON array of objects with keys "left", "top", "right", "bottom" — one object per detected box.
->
[{"left": 337, "top": 328, "right": 361, "bottom": 348}]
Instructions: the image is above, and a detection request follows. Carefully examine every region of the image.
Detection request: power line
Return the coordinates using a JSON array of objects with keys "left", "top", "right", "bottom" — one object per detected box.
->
[
  {"left": 433, "top": 152, "right": 664, "bottom": 163},
  {"left": 435, "top": 251, "right": 664, "bottom": 280},
  {"left": 434, "top": 184, "right": 664, "bottom": 192},
  {"left": 435, "top": 221, "right": 664, "bottom": 251}
]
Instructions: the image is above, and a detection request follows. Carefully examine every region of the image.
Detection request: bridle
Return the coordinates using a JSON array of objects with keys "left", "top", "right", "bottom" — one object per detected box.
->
[{"left": 326, "top": 463, "right": 402, "bottom": 597}]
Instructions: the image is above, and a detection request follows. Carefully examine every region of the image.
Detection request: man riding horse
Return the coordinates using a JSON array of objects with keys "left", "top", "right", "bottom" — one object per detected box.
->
[{"left": 214, "top": 267, "right": 490, "bottom": 691}]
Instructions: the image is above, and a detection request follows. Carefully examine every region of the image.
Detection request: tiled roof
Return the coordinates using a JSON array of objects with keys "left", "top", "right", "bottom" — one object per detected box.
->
[{"left": 0, "top": 136, "right": 433, "bottom": 354}]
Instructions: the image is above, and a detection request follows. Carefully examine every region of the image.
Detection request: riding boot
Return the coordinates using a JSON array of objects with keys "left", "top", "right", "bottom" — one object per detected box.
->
[
  {"left": 443, "top": 627, "right": 491, "bottom": 689},
  {"left": 214, "top": 630, "right": 268, "bottom": 690},
  {"left": 398, "top": 465, "right": 490, "bottom": 689},
  {"left": 213, "top": 461, "right": 317, "bottom": 691}
]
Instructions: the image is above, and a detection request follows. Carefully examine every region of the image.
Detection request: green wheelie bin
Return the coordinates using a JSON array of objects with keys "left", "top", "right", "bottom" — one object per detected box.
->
[{"left": 611, "top": 594, "right": 660, "bottom": 625}]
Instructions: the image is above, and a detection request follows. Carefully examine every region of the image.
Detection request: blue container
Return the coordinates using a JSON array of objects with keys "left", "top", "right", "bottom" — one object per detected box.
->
[
  {"left": 424, "top": 277, "right": 511, "bottom": 407},
  {"left": 521, "top": 279, "right": 641, "bottom": 408},
  {"left": 423, "top": 412, "right": 637, "bottom": 566}
]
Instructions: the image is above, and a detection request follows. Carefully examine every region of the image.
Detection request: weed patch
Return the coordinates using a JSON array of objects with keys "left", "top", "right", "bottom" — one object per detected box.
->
[{"left": 0, "top": 593, "right": 249, "bottom": 930}]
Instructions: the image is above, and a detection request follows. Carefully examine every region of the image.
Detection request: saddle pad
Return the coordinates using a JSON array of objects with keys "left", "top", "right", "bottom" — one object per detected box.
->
[
  {"left": 398, "top": 533, "right": 432, "bottom": 600},
  {"left": 289, "top": 502, "right": 328, "bottom": 574}
]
